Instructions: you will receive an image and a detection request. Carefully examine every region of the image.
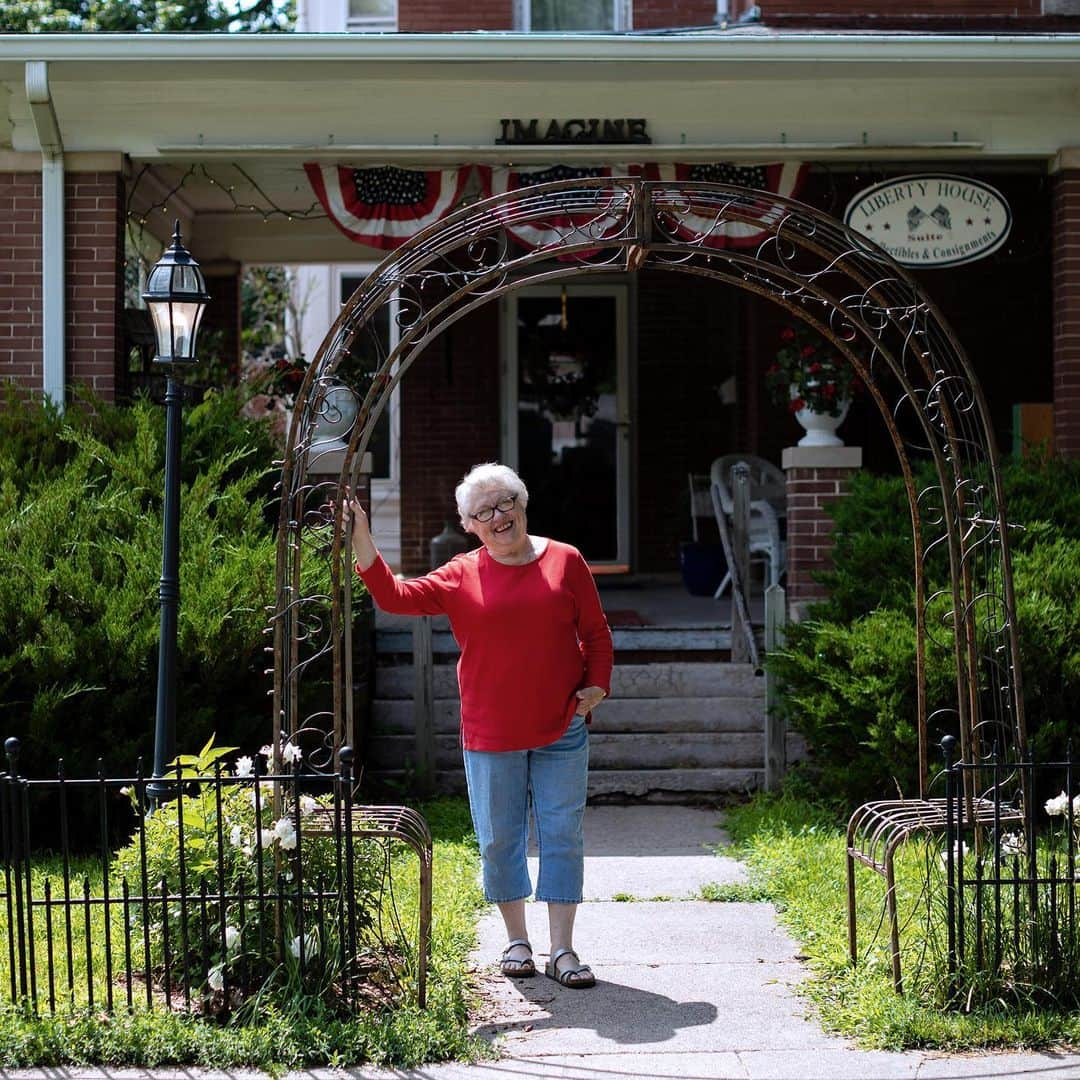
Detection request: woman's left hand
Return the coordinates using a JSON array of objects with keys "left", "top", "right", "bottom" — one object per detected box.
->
[{"left": 575, "top": 686, "right": 607, "bottom": 716}]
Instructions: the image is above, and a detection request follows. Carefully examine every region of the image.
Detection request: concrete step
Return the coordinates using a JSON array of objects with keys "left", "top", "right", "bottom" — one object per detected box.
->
[
  {"left": 366, "top": 767, "right": 764, "bottom": 799},
  {"left": 374, "top": 662, "right": 765, "bottom": 700},
  {"left": 371, "top": 696, "right": 766, "bottom": 735},
  {"left": 376, "top": 625, "right": 754, "bottom": 655},
  {"left": 365, "top": 731, "right": 768, "bottom": 771}
]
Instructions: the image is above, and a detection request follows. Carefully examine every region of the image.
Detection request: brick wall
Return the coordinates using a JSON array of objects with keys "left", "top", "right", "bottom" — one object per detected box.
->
[
  {"left": 0, "top": 173, "right": 42, "bottom": 396},
  {"left": 202, "top": 269, "right": 242, "bottom": 380},
  {"left": 65, "top": 172, "right": 124, "bottom": 400},
  {"left": 1054, "top": 168, "right": 1080, "bottom": 459},
  {"left": 783, "top": 456, "right": 860, "bottom": 608},
  {"left": 762, "top": 0, "right": 1040, "bottom": 16},
  {"left": 634, "top": 0, "right": 717, "bottom": 28},
  {"left": 398, "top": 0, "right": 512, "bottom": 31},
  {"left": 399, "top": 304, "right": 500, "bottom": 575},
  {"left": 637, "top": 270, "right": 738, "bottom": 572},
  {"left": 0, "top": 169, "right": 124, "bottom": 404}
]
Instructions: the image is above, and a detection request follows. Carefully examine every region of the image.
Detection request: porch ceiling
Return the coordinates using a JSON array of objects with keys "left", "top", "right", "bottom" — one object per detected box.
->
[
  {"left": 6, "top": 31, "right": 1080, "bottom": 265},
  {"left": 3, "top": 33, "right": 1080, "bottom": 162}
]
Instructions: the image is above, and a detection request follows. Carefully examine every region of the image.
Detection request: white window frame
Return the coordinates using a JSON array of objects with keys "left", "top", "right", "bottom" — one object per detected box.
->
[
  {"left": 514, "top": 0, "right": 631, "bottom": 32},
  {"left": 344, "top": 0, "right": 397, "bottom": 31}
]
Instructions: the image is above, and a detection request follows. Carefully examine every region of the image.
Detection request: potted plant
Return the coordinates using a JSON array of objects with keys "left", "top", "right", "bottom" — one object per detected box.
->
[{"left": 766, "top": 324, "right": 859, "bottom": 447}]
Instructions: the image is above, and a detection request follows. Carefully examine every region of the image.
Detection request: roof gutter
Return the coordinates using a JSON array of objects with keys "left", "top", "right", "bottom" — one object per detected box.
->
[
  {"left": 25, "top": 60, "right": 64, "bottom": 412},
  {"left": 3, "top": 31, "right": 1080, "bottom": 65}
]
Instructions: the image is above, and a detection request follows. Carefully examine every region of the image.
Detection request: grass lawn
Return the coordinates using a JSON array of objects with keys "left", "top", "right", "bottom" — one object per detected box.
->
[
  {"left": 710, "top": 793, "right": 1080, "bottom": 1051},
  {"left": 0, "top": 797, "right": 492, "bottom": 1069}
]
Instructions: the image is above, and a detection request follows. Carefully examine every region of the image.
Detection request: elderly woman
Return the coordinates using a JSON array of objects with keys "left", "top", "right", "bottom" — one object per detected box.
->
[{"left": 345, "top": 462, "right": 612, "bottom": 989}]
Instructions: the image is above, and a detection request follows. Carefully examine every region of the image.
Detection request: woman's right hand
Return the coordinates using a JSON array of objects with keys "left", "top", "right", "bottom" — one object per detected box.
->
[{"left": 342, "top": 494, "right": 378, "bottom": 571}]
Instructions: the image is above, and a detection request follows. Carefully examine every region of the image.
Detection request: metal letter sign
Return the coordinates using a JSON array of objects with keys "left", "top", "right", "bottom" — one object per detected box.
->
[
  {"left": 844, "top": 174, "right": 1011, "bottom": 268},
  {"left": 496, "top": 118, "right": 651, "bottom": 145}
]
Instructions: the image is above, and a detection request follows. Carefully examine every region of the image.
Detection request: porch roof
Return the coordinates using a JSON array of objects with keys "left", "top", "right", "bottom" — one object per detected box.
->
[{"left": 3, "top": 31, "right": 1080, "bottom": 263}]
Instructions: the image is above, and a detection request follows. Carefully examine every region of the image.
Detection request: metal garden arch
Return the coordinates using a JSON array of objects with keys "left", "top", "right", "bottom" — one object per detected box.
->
[{"left": 270, "top": 176, "right": 1027, "bottom": 837}]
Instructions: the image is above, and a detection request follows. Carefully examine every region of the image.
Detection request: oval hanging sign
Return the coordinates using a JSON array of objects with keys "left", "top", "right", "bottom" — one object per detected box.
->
[{"left": 844, "top": 174, "right": 1011, "bottom": 268}]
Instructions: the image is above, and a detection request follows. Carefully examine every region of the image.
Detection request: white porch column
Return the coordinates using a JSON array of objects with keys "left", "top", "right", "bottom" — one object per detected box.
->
[{"left": 26, "top": 60, "right": 65, "bottom": 411}]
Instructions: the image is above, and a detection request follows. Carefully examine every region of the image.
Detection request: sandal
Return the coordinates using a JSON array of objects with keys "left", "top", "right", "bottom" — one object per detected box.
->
[
  {"left": 500, "top": 938, "right": 536, "bottom": 978},
  {"left": 544, "top": 947, "right": 596, "bottom": 989}
]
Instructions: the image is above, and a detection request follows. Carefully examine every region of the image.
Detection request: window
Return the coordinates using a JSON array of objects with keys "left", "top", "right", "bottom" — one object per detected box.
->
[
  {"left": 515, "top": 0, "right": 630, "bottom": 31},
  {"left": 347, "top": 0, "right": 397, "bottom": 32}
]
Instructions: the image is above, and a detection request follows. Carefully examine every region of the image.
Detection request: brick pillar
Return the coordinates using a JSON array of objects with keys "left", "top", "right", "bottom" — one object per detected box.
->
[
  {"left": 782, "top": 445, "right": 862, "bottom": 616},
  {"left": 0, "top": 172, "right": 43, "bottom": 396},
  {"left": 1053, "top": 157, "right": 1080, "bottom": 459},
  {"left": 66, "top": 171, "right": 124, "bottom": 401}
]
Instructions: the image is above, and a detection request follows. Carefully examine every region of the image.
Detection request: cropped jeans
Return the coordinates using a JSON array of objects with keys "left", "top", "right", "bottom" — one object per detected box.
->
[{"left": 462, "top": 714, "right": 589, "bottom": 905}]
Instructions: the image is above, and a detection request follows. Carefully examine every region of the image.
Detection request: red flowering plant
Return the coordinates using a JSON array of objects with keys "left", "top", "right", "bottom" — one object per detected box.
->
[
  {"left": 259, "top": 351, "right": 311, "bottom": 409},
  {"left": 765, "top": 324, "right": 858, "bottom": 418}
]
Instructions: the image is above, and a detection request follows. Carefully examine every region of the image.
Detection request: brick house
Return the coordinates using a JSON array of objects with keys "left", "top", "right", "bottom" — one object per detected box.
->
[{"left": 2, "top": 1, "right": 1080, "bottom": 606}]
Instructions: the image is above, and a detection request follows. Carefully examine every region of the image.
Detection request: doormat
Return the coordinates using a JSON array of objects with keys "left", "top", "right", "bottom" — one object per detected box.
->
[{"left": 605, "top": 609, "right": 651, "bottom": 627}]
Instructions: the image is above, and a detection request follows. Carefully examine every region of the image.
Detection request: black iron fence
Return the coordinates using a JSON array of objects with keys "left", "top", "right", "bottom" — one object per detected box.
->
[
  {"left": 0, "top": 738, "right": 431, "bottom": 1017},
  {"left": 943, "top": 744, "right": 1079, "bottom": 1007}
]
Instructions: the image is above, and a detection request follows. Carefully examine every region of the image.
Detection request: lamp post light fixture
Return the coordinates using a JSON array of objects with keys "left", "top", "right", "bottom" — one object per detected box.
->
[{"left": 144, "top": 221, "right": 210, "bottom": 803}]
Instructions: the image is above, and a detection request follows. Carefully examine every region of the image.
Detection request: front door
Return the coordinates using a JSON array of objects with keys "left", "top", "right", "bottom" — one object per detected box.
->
[{"left": 501, "top": 284, "right": 630, "bottom": 568}]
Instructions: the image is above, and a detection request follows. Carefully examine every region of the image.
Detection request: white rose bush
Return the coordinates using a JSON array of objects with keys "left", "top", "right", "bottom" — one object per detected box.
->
[{"left": 112, "top": 735, "right": 379, "bottom": 1017}]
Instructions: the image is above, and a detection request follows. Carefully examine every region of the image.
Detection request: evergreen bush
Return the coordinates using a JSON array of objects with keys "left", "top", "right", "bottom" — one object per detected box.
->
[
  {"left": 770, "top": 455, "right": 1080, "bottom": 802},
  {"left": 0, "top": 389, "right": 281, "bottom": 794}
]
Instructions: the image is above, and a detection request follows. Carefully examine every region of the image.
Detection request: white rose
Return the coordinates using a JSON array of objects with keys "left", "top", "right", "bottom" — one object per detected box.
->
[
  {"left": 208, "top": 965, "right": 224, "bottom": 992},
  {"left": 234, "top": 755, "right": 254, "bottom": 778},
  {"left": 229, "top": 824, "right": 244, "bottom": 848},
  {"left": 225, "top": 926, "right": 241, "bottom": 952},
  {"left": 299, "top": 795, "right": 319, "bottom": 817},
  {"left": 1045, "top": 792, "right": 1069, "bottom": 817},
  {"left": 290, "top": 931, "right": 317, "bottom": 958},
  {"left": 282, "top": 742, "right": 303, "bottom": 765},
  {"left": 274, "top": 817, "right": 298, "bottom": 851}
]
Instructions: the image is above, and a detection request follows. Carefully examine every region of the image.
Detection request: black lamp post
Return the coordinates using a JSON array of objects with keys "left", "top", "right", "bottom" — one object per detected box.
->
[{"left": 144, "top": 222, "right": 210, "bottom": 803}]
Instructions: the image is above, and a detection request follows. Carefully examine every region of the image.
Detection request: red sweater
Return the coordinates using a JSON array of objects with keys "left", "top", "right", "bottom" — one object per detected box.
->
[{"left": 358, "top": 540, "right": 613, "bottom": 752}]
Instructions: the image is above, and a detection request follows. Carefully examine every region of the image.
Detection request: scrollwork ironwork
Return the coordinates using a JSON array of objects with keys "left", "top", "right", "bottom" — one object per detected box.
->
[{"left": 269, "top": 176, "right": 1025, "bottom": 822}]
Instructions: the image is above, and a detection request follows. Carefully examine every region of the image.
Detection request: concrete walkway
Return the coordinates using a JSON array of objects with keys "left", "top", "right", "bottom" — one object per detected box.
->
[
  {"left": 374, "top": 805, "right": 1080, "bottom": 1080},
  {"left": 7, "top": 806, "right": 1079, "bottom": 1080}
]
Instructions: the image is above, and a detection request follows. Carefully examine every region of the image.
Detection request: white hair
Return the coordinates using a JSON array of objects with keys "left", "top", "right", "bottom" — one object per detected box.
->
[{"left": 455, "top": 463, "right": 528, "bottom": 526}]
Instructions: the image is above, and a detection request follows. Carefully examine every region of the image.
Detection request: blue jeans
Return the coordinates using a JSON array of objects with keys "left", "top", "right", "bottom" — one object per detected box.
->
[{"left": 462, "top": 715, "right": 589, "bottom": 904}]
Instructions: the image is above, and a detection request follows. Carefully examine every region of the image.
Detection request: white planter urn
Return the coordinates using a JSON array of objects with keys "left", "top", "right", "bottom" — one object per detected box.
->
[{"left": 791, "top": 384, "right": 850, "bottom": 448}]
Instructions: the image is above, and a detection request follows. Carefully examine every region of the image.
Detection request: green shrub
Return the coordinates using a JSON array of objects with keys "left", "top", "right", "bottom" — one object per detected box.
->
[
  {"left": 112, "top": 737, "right": 380, "bottom": 1016},
  {"left": 1011, "top": 532, "right": 1080, "bottom": 761},
  {"left": 0, "top": 390, "right": 281, "bottom": 795},
  {"left": 769, "top": 609, "right": 955, "bottom": 802},
  {"left": 772, "top": 455, "right": 1080, "bottom": 802}
]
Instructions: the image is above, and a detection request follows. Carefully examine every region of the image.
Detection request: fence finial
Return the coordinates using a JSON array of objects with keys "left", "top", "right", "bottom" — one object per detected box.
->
[
  {"left": 941, "top": 734, "right": 956, "bottom": 766},
  {"left": 4, "top": 737, "right": 19, "bottom": 772}
]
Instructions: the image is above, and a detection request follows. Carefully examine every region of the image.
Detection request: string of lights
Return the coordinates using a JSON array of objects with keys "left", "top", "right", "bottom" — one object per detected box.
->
[{"left": 125, "top": 161, "right": 327, "bottom": 235}]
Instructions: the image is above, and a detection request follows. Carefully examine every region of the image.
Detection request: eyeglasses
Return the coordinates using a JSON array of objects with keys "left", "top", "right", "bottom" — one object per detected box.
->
[{"left": 470, "top": 494, "right": 517, "bottom": 523}]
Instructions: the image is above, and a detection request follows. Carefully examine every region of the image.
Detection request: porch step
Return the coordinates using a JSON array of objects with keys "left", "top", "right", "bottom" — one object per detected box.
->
[
  {"left": 376, "top": 625, "right": 744, "bottom": 654},
  {"left": 375, "top": 661, "right": 764, "bottom": 700},
  {"left": 367, "top": 731, "right": 767, "bottom": 770},
  {"left": 365, "top": 767, "right": 763, "bottom": 799},
  {"left": 362, "top": 659, "right": 781, "bottom": 801},
  {"left": 372, "top": 697, "right": 764, "bottom": 734}
]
